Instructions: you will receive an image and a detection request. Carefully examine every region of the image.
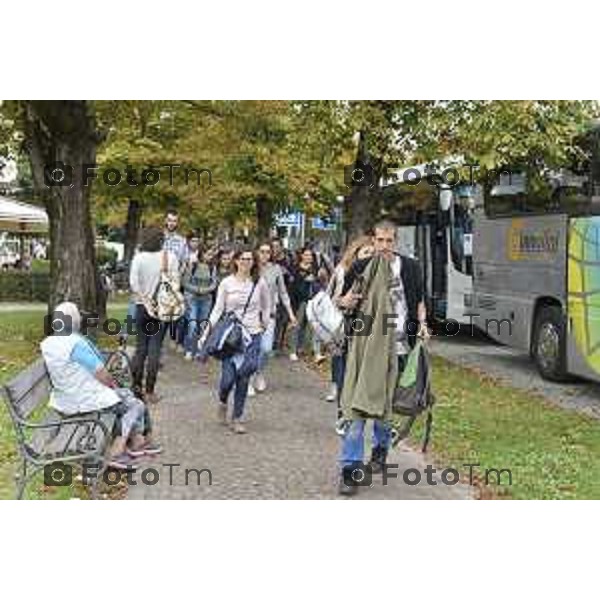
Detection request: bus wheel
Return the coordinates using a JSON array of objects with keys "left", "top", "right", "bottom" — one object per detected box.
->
[{"left": 532, "top": 305, "right": 568, "bottom": 382}]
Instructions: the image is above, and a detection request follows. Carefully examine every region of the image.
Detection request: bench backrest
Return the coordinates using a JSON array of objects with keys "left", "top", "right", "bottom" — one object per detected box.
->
[{"left": 3, "top": 358, "right": 50, "bottom": 420}]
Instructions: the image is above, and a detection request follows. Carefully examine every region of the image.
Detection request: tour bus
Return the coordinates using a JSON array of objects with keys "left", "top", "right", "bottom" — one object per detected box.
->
[
  {"left": 383, "top": 161, "right": 600, "bottom": 384},
  {"left": 471, "top": 168, "right": 600, "bottom": 383}
]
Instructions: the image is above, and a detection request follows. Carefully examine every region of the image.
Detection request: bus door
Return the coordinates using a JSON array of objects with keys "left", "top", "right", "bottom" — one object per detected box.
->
[{"left": 429, "top": 212, "right": 448, "bottom": 321}]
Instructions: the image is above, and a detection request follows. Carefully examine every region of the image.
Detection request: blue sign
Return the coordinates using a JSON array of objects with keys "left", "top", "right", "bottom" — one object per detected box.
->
[
  {"left": 311, "top": 216, "right": 336, "bottom": 231},
  {"left": 276, "top": 212, "right": 302, "bottom": 227}
]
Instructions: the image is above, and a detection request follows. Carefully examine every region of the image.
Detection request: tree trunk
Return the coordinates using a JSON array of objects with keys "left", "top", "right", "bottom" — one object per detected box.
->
[
  {"left": 124, "top": 198, "right": 143, "bottom": 266},
  {"left": 255, "top": 196, "right": 273, "bottom": 241},
  {"left": 344, "top": 131, "right": 386, "bottom": 240},
  {"left": 345, "top": 131, "right": 374, "bottom": 239},
  {"left": 23, "top": 101, "right": 102, "bottom": 317}
]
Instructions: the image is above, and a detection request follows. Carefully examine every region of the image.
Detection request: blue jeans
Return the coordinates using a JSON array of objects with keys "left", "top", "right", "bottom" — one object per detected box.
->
[
  {"left": 183, "top": 295, "right": 213, "bottom": 356},
  {"left": 219, "top": 334, "right": 262, "bottom": 420},
  {"left": 339, "top": 419, "right": 392, "bottom": 468},
  {"left": 258, "top": 317, "right": 276, "bottom": 372},
  {"left": 338, "top": 354, "right": 407, "bottom": 468}
]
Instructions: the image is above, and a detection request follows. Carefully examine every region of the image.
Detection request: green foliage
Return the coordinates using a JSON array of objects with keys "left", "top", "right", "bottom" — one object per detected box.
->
[
  {"left": 0, "top": 271, "right": 50, "bottom": 302},
  {"left": 95, "top": 245, "right": 118, "bottom": 268},
  {"left": 4, "top": 99, "right": 600, "bottom": 237},
  {"left": 31, "top": 259, "right": 50, "bottom": 273}
]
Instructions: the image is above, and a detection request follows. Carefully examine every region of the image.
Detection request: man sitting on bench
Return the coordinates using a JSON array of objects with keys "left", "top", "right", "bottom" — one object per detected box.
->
[{"left": 40, "top": 301, "right": 161, "bottom": 470}]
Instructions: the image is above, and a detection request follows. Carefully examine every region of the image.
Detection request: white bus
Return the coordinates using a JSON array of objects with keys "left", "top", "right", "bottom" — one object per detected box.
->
[
  {"left": 383, "top": 162, "right": 600, "bottom": 383},
  {"left": 471, "top": 168, "right": 600, "bottom": 383}
]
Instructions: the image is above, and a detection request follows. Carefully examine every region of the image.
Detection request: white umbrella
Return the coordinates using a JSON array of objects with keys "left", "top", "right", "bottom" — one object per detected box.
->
[{"left": 0, "top": 196, "right": 49, "bottom": 233}]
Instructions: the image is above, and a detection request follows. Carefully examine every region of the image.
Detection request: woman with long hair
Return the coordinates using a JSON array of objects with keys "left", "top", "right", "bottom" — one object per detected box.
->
[
  {"left": 327, "top": 236, "right": 374, "bottom": 414},
  {"left": 201, "top": 247, "right": 271, "bottom": 433},
  {"left": 254, "top": 240, "right": 297, "bottom": 393},
  {"left": 288, "top": 246, "right": 325, "bottom": 362}
]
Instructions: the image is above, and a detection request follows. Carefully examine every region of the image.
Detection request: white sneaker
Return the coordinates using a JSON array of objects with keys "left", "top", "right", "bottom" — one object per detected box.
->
[
  {"left": 247, "top": 384, "right": 256, "bottom": 397},
  {"left": 325, "top": 383, "right": 337, "bottom": 402},
  {"left": 254, "top": 373, "right": 267, "bottom": 393},
  {"left": 314, "top": 353, "right": 327, "bottom": 364},
  {"left": 289, "top": 353, "right": 299, "bottom": 362},
  {"left": 184, "top": 352, "right": 193, "bottom": 361}
]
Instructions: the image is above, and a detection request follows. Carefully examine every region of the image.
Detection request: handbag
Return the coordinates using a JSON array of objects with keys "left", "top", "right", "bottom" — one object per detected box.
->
[
  {"left": 306, "top": 289, "right": 344, "bottom": 345},
  {"left": 143, "top": 251, "right": 185, "bottom": 322},
  {"left": 203, "top": 280, "right": 257, "bottom": 359}
]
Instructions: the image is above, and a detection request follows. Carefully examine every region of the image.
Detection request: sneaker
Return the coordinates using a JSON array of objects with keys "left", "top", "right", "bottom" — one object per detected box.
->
[
  {"left": 108, "top": 453, "right": 137, "bottom": 470},
  {"left": 176, "top": 345, "right": 185, "bottom": 355},
  {"left": 127, "top": 441, "right": 162, "bottom": 457},
  {"left": 315, "top": 353, "right": 327, "bottom": 365},
  {"left": 247, "top": 384, "right": 256, "bottom": 397},
  {"left": 231, "top": 420, "right": 246, "bottom": 434},
  {"left": 289, "top": 353, "right": 299, "bottom": 362},
  {"left": 325, "top": 383, "right": 337, "bottom": 403},
  {"left": 141, "top": 441, "right": 163, "bottom": 456},
  {"left": 368, "top": 446, "right": 388, "bottom": 474},
  {"left": 218, "top": 402, "right": 228, "bottom": 425},
  {"left": 127, "top": 445, "right": 146, "bottom": 458},
  {"left": 184, "top": 352, "right": 193, "bottom": 361},
  {"left": 254, "top": 373, "right": 267, "bottom": 393}
]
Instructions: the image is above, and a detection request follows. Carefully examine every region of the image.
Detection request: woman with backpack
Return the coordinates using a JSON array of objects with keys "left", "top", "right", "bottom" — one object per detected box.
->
[
  {"left": 129, "top": 227, "right": 180, "bottom": 404},
  {"left": 288, "top": 246, "right": 327, "bottom": 363},
  {"left": 200, "top": 247, "right": 271, "bottom": 433},
  {"left": 253, "top": 241, "right": 298, "bottom": 393},
  {"left": 181, "top": 235, "right": 217, "bottom": 361}
]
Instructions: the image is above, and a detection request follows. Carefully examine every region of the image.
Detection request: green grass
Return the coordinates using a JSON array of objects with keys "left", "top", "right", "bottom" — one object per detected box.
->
[
  {"left": 0, "top": 306, "right": 129, "bottom": 500},
  {"left": 31, "top": 259, "right": 50, "bottom": 274},
  {"left": 404, "top": 356, "right": 600, "bottom": 499}
]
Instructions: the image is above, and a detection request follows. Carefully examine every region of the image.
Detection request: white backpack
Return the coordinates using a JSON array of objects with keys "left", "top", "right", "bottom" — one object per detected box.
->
[
  {"left": 306, "top": 287, "right": 345, "bottom": 345},
  {"left": 143, "top": 251, "right": 185, "bottom": 322}
]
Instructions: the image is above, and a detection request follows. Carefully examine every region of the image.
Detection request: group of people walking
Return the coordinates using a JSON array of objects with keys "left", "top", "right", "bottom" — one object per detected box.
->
[
  {"left": 40, "top": 208, "right": 429, "bottom": 494},
  {"left": 127, "top": 210, "right": 429, "bottom": 494}
]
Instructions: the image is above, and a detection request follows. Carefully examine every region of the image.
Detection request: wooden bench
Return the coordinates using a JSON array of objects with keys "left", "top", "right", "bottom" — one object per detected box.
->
[{"left": 2, "top": 358, "right": 118, "bottom": 499}]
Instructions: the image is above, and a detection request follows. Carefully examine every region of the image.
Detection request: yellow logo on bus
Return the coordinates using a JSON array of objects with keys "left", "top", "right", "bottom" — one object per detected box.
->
[{"left": 508, "top": 219, "right": 559, "bottom": 261}]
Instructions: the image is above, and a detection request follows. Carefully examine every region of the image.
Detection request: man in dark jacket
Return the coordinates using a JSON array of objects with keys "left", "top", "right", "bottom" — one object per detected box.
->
[{"left": 337, "top": 220, "right": 429, "bottom": 496}]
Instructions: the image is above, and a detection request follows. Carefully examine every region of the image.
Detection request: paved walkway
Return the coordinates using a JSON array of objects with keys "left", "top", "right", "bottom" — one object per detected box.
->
[{"left": 127, "top": 349, "right": 473, "bottom": 500}]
